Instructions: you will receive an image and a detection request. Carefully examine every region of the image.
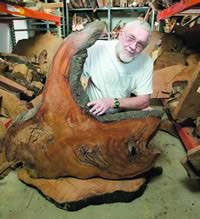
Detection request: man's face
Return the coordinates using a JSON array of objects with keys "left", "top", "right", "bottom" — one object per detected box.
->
[{"left": 116, "top": 24, "right": 149, "bottom": 63}]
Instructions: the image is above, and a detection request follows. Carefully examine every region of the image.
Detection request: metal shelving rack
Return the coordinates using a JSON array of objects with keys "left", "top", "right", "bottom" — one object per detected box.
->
[
  {"left": 157, "top": 0, "right": 200, "bottom": 20},
  {"left": 67, "top": 7, "right": 113, "bottom": 38},
  {"left": 64, "top": 1, "right": 154, "bottom": 39},
  {"left": 0, "top": 0, "right": 63, "bottom": 48},
  {"left": 0, "top": 1, "right": 60, "bottom": 25}
]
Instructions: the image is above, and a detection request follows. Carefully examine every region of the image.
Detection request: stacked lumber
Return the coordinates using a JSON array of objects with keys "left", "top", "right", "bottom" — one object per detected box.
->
[
  {"left": 72, "top": 13, "right": 96, "bottom": 31},
  {"left": 0, "top": 53, "right": 45, "bottom": 96},
  {"left": 126, "top": 0, "right": 149, "bottom": 7},
  {"left": 0, "top": 31, "right": 63, "bottom": 139},
  {"left": 112, "top": 20, "right": 125, "bottom": 39},
  {"left": 68, "top": 0, "right": 150, "bottom": 8},
  {"left": 0, "top": 53, "right": 43, "bottom": 140},
  {"left": 0, "top": 32, "right": 63, "bottom": 177},
  {"left": 68, "top": 0, "right": 98, "bottom": 9}
]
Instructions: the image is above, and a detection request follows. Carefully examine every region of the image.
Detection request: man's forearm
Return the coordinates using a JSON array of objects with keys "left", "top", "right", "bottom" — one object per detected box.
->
[
  {"left": 118, "top": 95, "right": 150, "bottom": 110},
  {"left": 87, "top": 95, "right": 150, "bottom": 116}
]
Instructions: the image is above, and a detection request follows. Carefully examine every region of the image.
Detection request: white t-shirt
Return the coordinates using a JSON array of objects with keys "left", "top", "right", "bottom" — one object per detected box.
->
[{"left": 83, "top": 40, "right": 153, "bottom": 102}]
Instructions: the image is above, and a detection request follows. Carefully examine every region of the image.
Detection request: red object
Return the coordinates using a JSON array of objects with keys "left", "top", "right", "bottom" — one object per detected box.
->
[
  {"left": 157, "top": 0, "right": 200, "bottom": 20},
  {"left": 0, "top": 2, "right": 60, "bottom": 26},
  {"left": 174, "top": 123, "right": 198, "bottom": 151},
  {"left": 164, "top": 107, "right": 199, "bottom": 151},
  {"left": 3, "top": 118, "right": 12, "bottom": 129}
]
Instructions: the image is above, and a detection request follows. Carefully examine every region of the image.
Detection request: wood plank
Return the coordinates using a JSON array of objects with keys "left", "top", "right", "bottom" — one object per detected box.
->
[
  {"left": 0, "top": 75, "right": 34, "bottom": 97},
  {"left": 41, "top": 2, "right": 63, "bottom": 9},
  {"left": 171, "top": 67, "right": 200, "bottom": 122},
  {"left": 152, "top": 65, "right": 186, "bottom": 98}
]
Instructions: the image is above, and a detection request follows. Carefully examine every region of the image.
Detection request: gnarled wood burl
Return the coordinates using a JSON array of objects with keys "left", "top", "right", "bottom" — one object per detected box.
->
[
  {"left": 5, "top": 21, "right": 161, "bottom": 180},
  {"left": 4, "top": 21, "right": 162, "bottom": 210}
]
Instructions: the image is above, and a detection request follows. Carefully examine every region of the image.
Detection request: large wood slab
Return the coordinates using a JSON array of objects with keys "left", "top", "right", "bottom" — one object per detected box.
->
[{"left": 5, "top": 21, "right": 161, "bottom": 180}]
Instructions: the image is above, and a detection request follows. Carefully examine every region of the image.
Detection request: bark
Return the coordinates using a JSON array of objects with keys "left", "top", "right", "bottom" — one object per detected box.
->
[
  {"left": 18, "top": 168, "right": 147, "bottom": 211},
  {"left": 5, "top": 21, "right": 162, "bottom": 180}
]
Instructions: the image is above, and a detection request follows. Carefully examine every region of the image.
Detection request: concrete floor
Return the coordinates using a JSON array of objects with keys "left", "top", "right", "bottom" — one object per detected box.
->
[{"left": 1, "top": 131, "right": 200, "bottom": 219}]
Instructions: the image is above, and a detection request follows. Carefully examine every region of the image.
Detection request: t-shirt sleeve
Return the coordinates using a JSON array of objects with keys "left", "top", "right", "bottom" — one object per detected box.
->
[
  {"left": 83, "top": 40, "right": 104, "bottom": 78},
  {"left": 133, "top": 55, "right": 153, "bottom": 96}
]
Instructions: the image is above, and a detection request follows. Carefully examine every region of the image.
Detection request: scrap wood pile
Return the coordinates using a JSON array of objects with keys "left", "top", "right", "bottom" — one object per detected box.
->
[
  {"left": 149, "top": 23, "right": 200, "bottom": 179},
  {"left": 0, "top": 53, "right": 46, "bottom": 96},
  {"left": 0, "top": 52, "right": 44, "bottom": 124},
  {"left": 0, "top": 31, "right": 63, "bottom": 115},
  {"left": 147, "top": 23, "right": 200, "bottom": 140},
  {"left": 0, "top": 32, "right": 63, "bottom": 176}
]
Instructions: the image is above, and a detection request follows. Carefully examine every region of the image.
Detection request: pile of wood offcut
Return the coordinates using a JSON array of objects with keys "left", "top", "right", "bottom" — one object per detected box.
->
[
  {"left": 0, "top": 32, "right": 63, "bottom": 173},
  {"left": 147, "top": 29, "right": 200, "bottom": 138}
]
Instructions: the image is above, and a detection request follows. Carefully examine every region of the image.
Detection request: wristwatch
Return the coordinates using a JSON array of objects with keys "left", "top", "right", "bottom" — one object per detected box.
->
[{"left": 113, "top": 98, "right": 120, "bottom": 109}]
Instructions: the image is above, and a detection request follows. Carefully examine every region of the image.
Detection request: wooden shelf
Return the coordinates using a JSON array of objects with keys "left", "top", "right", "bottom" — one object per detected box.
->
[{"left": 68, "top": 7, "right": 148, "bottom": 12}]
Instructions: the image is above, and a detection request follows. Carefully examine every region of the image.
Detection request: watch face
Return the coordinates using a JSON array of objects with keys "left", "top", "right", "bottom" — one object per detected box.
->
[{"left": 114, "top": 98, "right": 120, "bottom": 108}]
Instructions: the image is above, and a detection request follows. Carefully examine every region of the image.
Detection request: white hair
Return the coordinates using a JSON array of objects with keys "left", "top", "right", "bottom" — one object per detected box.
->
[{"left": 123, "top": 18, "right": 152, "bottom": 44}]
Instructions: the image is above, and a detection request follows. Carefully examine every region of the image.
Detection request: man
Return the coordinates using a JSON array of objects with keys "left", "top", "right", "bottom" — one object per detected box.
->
[{"left": 83, "top": 18, "right": 153, "bottom": 116}]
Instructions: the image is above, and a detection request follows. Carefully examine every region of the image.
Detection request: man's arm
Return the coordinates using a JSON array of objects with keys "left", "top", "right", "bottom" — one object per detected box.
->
[
  {"left": 87, "top": 94, "right": 150, "bottom": 116},
  {"left": 119, "top": 94, "right": 150, "bottom": 110}
]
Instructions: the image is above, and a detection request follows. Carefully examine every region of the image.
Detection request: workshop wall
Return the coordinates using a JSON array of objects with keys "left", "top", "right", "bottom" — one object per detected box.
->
[
  {"left": 0, "top": 23, "right": 12, "bottom": 53},
  {"left": 0, "top": 20, "right": 29, "bottom": 53}
]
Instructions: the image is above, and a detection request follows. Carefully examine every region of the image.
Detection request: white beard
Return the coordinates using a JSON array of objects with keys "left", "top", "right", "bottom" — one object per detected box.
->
[{"left": 115, "top": 42, "right": 136, "bottom": 63}]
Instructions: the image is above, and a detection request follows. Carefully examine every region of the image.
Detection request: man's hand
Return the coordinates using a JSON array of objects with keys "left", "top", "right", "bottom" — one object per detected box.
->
[{"left": 87, "top": 98, "right": 114, "bottom": 116}]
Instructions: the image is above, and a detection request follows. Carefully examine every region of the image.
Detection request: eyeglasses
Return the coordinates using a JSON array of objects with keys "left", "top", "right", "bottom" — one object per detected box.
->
[{"left": 122, "top": 30, "right": 146, "bottom": 51}]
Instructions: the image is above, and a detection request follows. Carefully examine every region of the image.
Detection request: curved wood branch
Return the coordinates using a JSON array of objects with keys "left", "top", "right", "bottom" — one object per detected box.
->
[{"left": 5, "top": 21, "right": 161, "bottom": 180}]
